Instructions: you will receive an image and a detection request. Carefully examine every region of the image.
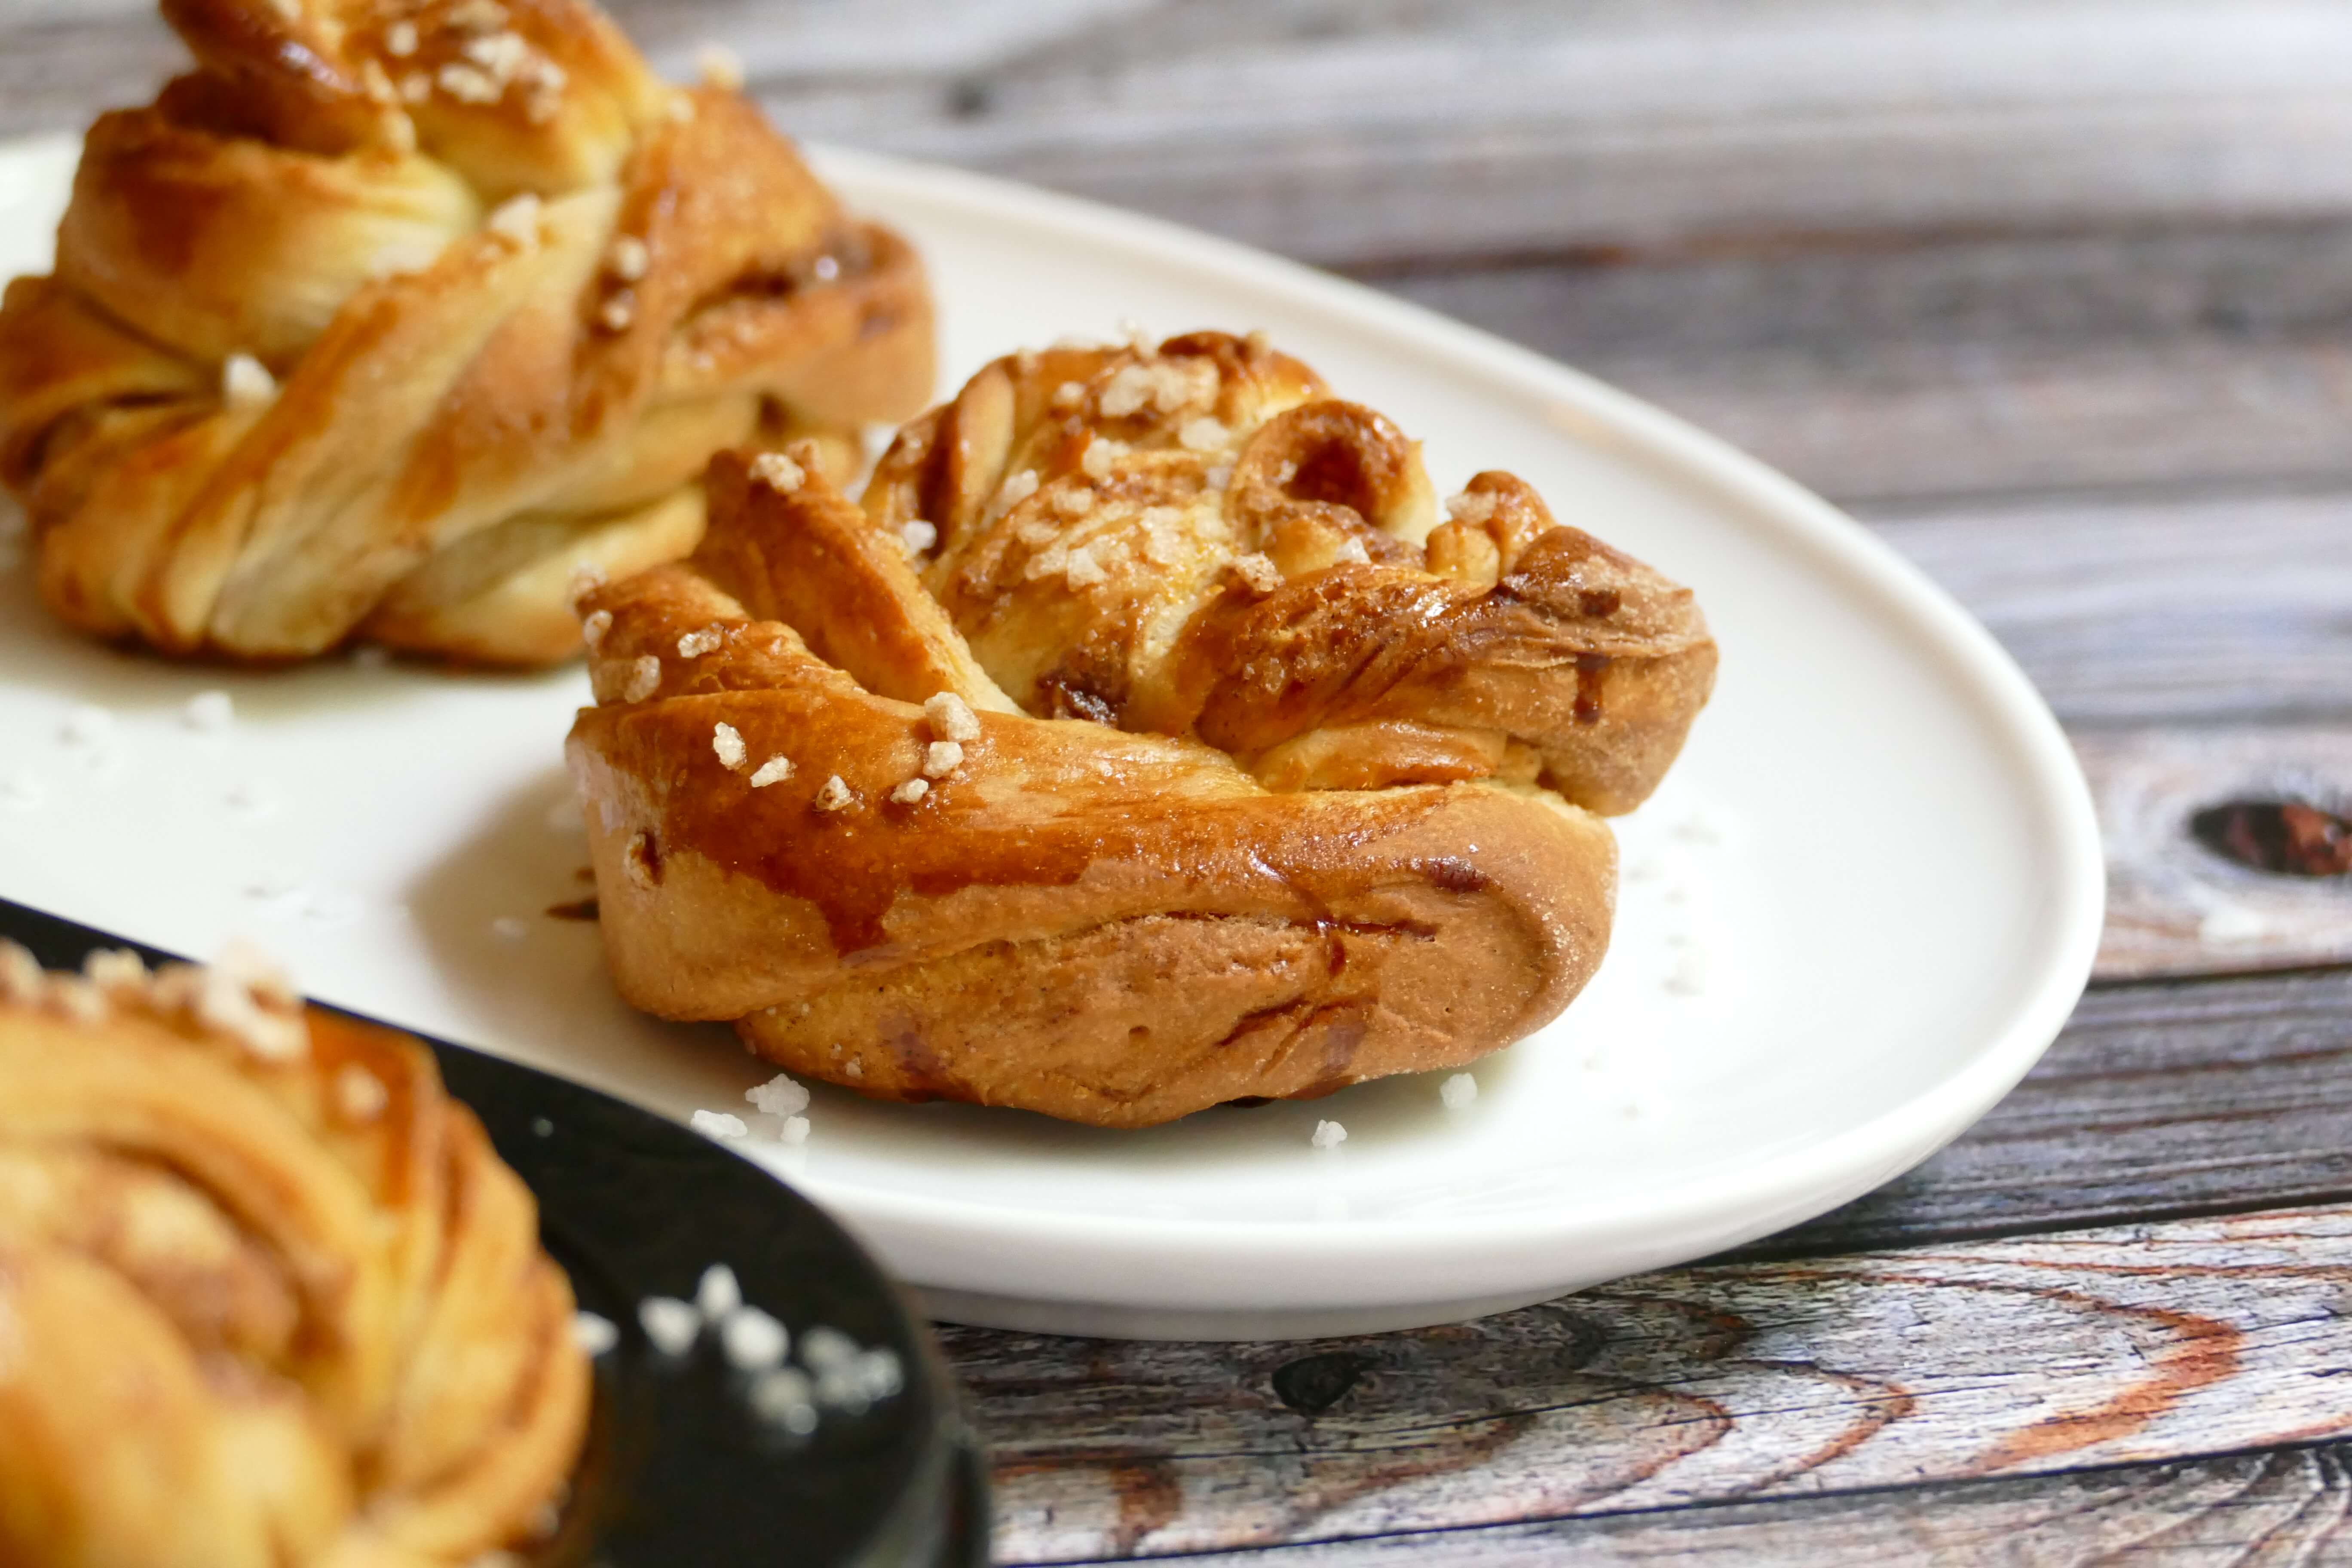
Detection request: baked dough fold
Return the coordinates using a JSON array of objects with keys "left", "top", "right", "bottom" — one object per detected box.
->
[
  {"left": 567, "top": 333, "right": 1714, "bottom": 1127},
  {"left": 0, "top": 0, "right": 932, "bottom": 663},
  {"left": 0, "top": 942, "right": 587, "bottom": 1568}
]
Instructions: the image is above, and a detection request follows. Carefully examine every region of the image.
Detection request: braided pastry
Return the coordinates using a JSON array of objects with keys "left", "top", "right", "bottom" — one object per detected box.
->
[
  {"left": 0, "top": 943, "right": 588, "bottom": 1565},
  {"left": 567, "top": 332, "right": 1715, "bottom": 1127},
  {"left": 0, "top": 0, "right": 932, "bottom": 664}
]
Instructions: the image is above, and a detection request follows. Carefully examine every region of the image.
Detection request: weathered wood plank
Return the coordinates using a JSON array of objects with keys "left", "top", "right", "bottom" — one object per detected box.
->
[
  {"left": 1862, "top": 489, "right": 2352, "bottom": 726},
  {"left": 2082, "top": 727, "right": 2352, "bottom": 980},
  {"left": 950, "top": 1204, "right": 2352, "bottom": 1562},
  {"left": 1384, "top": 222, "right": 2352, "bottom": 505},
  {"left": 15, "top": 3, "right": 2352, "bottom": 267},
  {"left": 1128, "top": 1444, "right": 2352, "bottom": 1566},
  {"left": 1743, "top": 966, "right": 2352, "bottom": 1258}
]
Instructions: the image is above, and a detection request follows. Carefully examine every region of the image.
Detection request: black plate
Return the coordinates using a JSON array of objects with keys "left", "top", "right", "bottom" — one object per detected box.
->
[{"left": 0, "top": 896, "right": 988, "bottom": 1568}]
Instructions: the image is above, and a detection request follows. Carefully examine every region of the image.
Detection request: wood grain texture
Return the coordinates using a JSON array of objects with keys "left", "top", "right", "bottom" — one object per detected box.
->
[
  {"left": 1743, "top": 967, "right": 2352, "bottom": 1259},
  {"left": 1863, "top": 490, "right": 2352, "bottom": 726},
  {"left": 15, "top": 2, "right": 2352, "bottom": 266},
  {"left": 2082, "top": 727, "right": 2352, "bottom": 980},
  {"left": 1146, "top": 1444, "right": 2352, "bottom": 1565},
  {"left": 956, "top": 1204, "right": 2352, "bottom": 1562},
  {"left": 1384, "top": 221, "right": 2352, "bottom": 505}
]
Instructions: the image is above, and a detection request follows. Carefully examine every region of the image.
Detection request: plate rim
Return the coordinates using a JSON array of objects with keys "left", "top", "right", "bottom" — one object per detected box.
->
[{"left": 0, "top": 135, "right": 2105, "bottom": 1320}]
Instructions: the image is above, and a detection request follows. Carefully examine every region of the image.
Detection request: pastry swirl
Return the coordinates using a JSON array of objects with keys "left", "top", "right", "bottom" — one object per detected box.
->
[
  {"left": 567, "top": 333, "right": 1715, "bottom": 1127},
  {"left": 0, "top": 0, "right": 932, "bottom": 664},
  {"left": 0, "top": 942, "right": 587, "bottom": 1566}
]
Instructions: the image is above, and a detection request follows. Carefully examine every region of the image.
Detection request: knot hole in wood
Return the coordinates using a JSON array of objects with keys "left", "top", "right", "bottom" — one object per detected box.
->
[{"left": 2190, "top": 799, "right": 2352, "bottom": 878}]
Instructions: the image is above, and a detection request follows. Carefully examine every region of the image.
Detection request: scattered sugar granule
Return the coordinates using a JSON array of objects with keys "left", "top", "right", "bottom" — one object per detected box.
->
[
  {"left": 490, "top": 916, "right": 528, "bottom": 940},
  {"left": 1311, "top": 1118, "right": 1347, "bottom": 1150},
  {"left": 780, "top": 1114, "right": 811, "bottom": 1145},
  {"left": 621, "top": 655, "right": 662, "bottom": 703},
  {"left": 566, "top": 563, "right": 606, "bottom": 609},
  {"left": 485, "top": 193, "right": 542, "bottom": 245},
  {"left": 924, "top": 691, "right": 980, "bottom": 743},
  {"left": 748, "top": 755, "right": 793, "bottom": 788},
  {"left": 1440, "top": 1072, "right": 1479, "bottom": 1110},
  {"left": 638, "top": 1295, "right": 700, "bottom": 1355},
  {"left": 573, "top": 1311, "right": 619, "bottom": 1357},
  {"left": 1016, "top": 518, "right": 1059, "bottom": 550},
  {"left": 0, "top": 942, "right": 40, "bottom": 1003},
  {"left": 696, "top": 1263, "right": 742, "bottom": 1320},
  {"left": 1061, "top": 544, "right": 1107, "bottom": 588},
  {"left": 580, "top": 608, "right": 612, "bottom": 649},
  {"left": 1050, "top": 380, "right": 1086, "bottom": 410},
  {"left": 598, "top": 293, "right": 635, "bottom": 332},
  {"left": 843, "top": 1057, "right": 865, "bottom": 1081},
  {"left": 1051, "top": 487, "right": 1095, "bottom": 519},
  {"left": 1230, "top": 553, "right": 1283, "bottom": 594},
  {"left": 750, "top": 1367, "right": 820, "bottom": 1434},
  {"left": 750, "top": 451, "right": 804, "bottom": 493},
  {"left": 1098, "top": 363, "right": 1159, "bottom": 418},
  {"left": 921, "top": 741, "right": 963, "bottom": 779},
  {"left": 222, "top": 353, "right": 276, "bottom": 411},
  {"left": 1120, "top": 318, "right": 1153, "bottom": 352},
  {"left": 697, "top": 40, "right": 745, "bottom": 90},
  {"left": 82, "top": 948, "right": 144, "bottom": 991},
  {"left": 447, "top": 0, "right": 508, "bottom": 29},
  {"left": 606, "top": 234, "right": 650, "bottom": 282},
  {"left": 461, "top": 30, "right": 530, "bottom": 81},
  {"left": 888, "top": 778, "right": 929, "bottom": 805},
  {"left": 992, "top": 469, "right": 1039, "bottom": 513},
  {"left": 691, "top": 1109, "right": 748, "bottom": 1140},
  {"left": 0, "top": 772, "right": 41, "bottom": 810},
  {"left": 1178, "top": 416, "right": 1227, "bottom": 452},
  {"left": 1332, "top": 537, "right": 1372, "bottom": 566},
  {"left": 384, "top": 18, "right": 419, "bottom": 56},
  {"left": 800, "top": 1324, "right": 857, "bottom": 1371},
  {"left": 1204, "top": 462, "right": 1234, "bottom": 491},
  {"left": 196, "top": 965, "right": 305, "bottom": 1061},
  {"left": 900, "top": 519, "right": 938, "bottom": 553},
  {"left": 1080, "top": 438, "right": 1122, "bottom": 481},
  {"left": 720, "top": 1306, "right": 789, "bottom": 1370},
  {"left": 710, "top": 724, "right": 748, "bottom": 774},
  {"left": 61, "top": 703, "right": 115, "bottom": 747},
  {"left": 399, "top": 71, "right": 431, "bottom": 103},
  {"left": 336, "top": 1063, "right": 389, "bottom": 1121},
  {"left": 679, "top": 628, "right": 723, "bottom": 663},
  {"left": 183, "top": 690, "right": 233, "bottom": 732},
  {"left": 438, "top": 61, "right": 502, "bottom": 103},
  {"left": 746, "top": 1072, "right": 810, "bottom": 1117},
  {"left": 813, "top": 775, "right": 854, "bottom": 812},
  {"left": 812, "top": 254, "right": 840, "bottom": 282}
]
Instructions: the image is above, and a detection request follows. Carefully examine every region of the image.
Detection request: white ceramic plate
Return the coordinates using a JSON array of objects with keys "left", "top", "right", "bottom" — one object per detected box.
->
[{"left": 0, "top": 134, "right": 2101, "bottom": 1339}]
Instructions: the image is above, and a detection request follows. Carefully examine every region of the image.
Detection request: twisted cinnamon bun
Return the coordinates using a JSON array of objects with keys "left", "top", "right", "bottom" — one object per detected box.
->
[
  {"left": 0, "top": 0, "right": 932, "bottom": 664},
  {"left": 0, "top": 941, "right": 587, "bottom": 1565},
  {"left": 567, "top": 332, "right": 1714, "bottom": 1127}
]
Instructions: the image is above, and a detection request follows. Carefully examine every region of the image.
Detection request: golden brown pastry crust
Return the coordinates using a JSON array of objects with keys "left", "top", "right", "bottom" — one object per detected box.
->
[
  {"left": 0, "top": 944, "right": 587, "bottom": 1567},
  {"left": 0, "top": 0, "right": 933, "bottom": 665},
  {"left": 566, "top": 333, "right": 1713, "bottom": 1127}
]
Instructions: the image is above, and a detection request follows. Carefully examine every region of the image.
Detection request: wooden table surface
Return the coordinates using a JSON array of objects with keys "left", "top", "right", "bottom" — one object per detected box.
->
[{"left": 10, "top": 1, "right": 2352, "bottom": 1560}]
